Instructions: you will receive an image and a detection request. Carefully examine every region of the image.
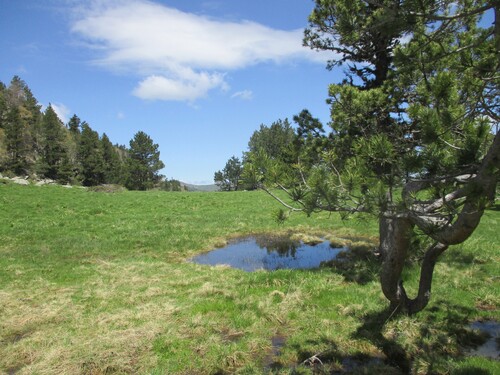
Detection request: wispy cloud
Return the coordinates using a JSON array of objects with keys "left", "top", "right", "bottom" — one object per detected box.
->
[
  {"left": 70, "top": 0, "right": 327, "bottom": 102},
  {"left": 16, "top": 65, "right": 28, "bottom": 75},
  {"left": 231, "top": 90, "right": 253, "bottom": 101},
  {"left": 51, "top": 102, "right": 71, "bottom": 123}
]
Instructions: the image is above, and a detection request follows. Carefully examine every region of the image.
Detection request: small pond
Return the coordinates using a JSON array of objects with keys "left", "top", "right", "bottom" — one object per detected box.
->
[
  {"left": 192, "top": 235, "right": 346, "bottom": 272},
  {"left": 467, "top": 320, "right": 500, "bottom": 359}
]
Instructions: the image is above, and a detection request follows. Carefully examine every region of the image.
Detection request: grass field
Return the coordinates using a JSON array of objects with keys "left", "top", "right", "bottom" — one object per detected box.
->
[{"left": 0, "top": 182, "right": 498, "bottom": 374}]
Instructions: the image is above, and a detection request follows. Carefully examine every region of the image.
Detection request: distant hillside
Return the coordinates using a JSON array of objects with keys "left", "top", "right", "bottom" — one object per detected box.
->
[{"left": 182, "top": 183, "right": 219, "bottom": 192}]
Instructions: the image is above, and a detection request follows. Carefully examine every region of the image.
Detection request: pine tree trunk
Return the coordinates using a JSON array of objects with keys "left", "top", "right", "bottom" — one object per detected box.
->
[
  {"left": 406, "top": 242, "right": 448, "bottom": 314},
  {"left": 379, "top": 214, "right": 449, "bottom": 315},
  {"left": 379, "top": 214, "right": 413, "bottom": 312}
]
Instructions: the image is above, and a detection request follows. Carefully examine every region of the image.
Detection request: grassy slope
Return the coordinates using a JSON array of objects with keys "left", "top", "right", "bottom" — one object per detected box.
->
[{"left": 0, "top": 183, "right": 498, "bottom": 374}]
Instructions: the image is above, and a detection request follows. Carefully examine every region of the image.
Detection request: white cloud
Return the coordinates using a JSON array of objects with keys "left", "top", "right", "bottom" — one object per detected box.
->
[
  {"left": 231, "top": 90, "right": 253, "bottom": 101},
  {"left": 133, "top": 70, "right": 228, "bottom": 102},
  {"left": 51, "top": 103, "right": 71, "bottom": 123},
  {"left": 70, "top": 0, "right": 328, "bottom": 102}
]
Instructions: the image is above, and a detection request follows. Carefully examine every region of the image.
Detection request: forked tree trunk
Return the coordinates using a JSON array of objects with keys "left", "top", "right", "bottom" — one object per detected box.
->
[
  {"left": 379, "top": 214, "right": 449, "bottom": 315},
  {"left": 380, "top": 132, "right": 499, "bottom": 314}
]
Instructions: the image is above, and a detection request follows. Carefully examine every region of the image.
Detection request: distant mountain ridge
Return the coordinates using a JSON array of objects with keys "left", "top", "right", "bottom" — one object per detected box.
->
[{"left": 181, "top": 182, "right": 219, "bottom": 192}]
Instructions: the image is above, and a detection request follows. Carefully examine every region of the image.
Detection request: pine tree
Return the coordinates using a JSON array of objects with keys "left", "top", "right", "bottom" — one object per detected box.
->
[
  {"left": 247, "top": 119, "right": 295, "bottom": 162},
  {"left": 0, "top": 81, "right": 7, "bottom": 130},
  {"left": 6, "top": 76, "right": 27, "bottom": 108},
  {"left": 255, "top": 0, "right": 499, "bottom": 314},
  {"left": 21, "top": 84, "right": 42, "bottom": 155},
  {"left": 0, "top": 77, "right": 40, "bottom": 174},
  {"left": 101, "top": 133, "right": 122, "bottom": 184},
  {"left": 63, "top": 114, "right": 82, "bottom": 182},
  {"left": 4, "top": 107, "right": 30, "bottom": 174},
  {"left": 68, "top": 114, "right": 81, "bottom": 136},
  {"left": 214, "top": 156, "right": 242, "bottom": 191},
  {"left": 38, "top": 105, "right": 69, "bottom": 181},
  {"left": 78, "top": 123, "right": 104, "bottom": 186},
  {"left": 125, "top": 131, "right": 164, "bottom": 190}
]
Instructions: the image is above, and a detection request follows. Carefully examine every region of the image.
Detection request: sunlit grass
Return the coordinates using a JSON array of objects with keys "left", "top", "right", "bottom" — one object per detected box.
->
[{"left": 0, "top": 182, "right": 498, "bottom": 374}]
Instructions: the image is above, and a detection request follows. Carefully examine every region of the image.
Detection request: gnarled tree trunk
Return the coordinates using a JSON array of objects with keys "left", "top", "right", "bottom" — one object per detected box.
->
[
  {"left": 380, "top": 132, "right": 499, "bottom": 314},
  {"left": 379, "top": 214, "right": 449, "bottom": 315},
  {"left": 379, "top": 213, "right": 412, "bottom": 311}
]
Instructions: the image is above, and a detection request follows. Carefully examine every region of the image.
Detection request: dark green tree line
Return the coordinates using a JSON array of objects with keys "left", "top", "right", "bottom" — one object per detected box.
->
[{"left": 0, "top": 76, "right": 165, "bottom": 190}]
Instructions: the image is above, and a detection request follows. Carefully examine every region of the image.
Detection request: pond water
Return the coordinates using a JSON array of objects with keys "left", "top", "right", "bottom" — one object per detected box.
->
[
  {"left": 192, "top": 236, "right": 346, "bottom": 272},
  {"left": 468, "top": 320, "right": 500, "bottom": 359}
]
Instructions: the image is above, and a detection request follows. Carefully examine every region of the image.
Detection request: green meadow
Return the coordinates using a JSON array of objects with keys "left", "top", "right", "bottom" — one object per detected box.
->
[{"left": 0, "top": 182, "right": 498, "bottom": 374}]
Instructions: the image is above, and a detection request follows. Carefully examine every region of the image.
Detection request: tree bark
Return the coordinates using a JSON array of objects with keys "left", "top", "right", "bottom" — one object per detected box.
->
[
  {"left": 379, "top": 215, "right": 450, "bottom": 315},
  {"left": 379, "top": 213, "right": 413, "bottom": 310},
  {"left": 407, "top": 242, "right": 448, "bottom": 314}
]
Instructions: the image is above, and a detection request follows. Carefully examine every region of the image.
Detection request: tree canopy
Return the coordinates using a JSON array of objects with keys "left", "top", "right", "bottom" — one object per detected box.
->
[
  {"left": 214, "top": 156, "right": 243, "bottom": 191},
  {"left": 247, "top": 119, "right": 295, "bottom": 163},
  {"left": 125, "top": 131, "right": 165, "bottom": 191},
  {"left": 249, "top": 0, "right": 499, "bottom": 314},
  {"left": 78, "top": 123, "right": 105, "bottom": 186}
]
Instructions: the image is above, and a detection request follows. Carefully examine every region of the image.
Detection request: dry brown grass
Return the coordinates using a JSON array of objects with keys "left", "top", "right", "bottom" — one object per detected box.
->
[{"left": 0, "top": 261, "right": 186, "bottom": 374}]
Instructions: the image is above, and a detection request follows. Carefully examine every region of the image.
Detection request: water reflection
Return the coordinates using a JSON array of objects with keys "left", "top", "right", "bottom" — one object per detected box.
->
[
  {"left": 255, "top": 235, "right": 300, "bottom": 257},
  {"left": 468, "top": 320, "right": 500, "bottom": 359},
  {"left": 192, "top": 235, "right": 345, "bottom": 272}
]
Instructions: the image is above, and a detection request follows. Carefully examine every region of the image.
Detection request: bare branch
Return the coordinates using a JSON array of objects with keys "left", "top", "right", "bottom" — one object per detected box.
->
[
  {"left": 403, "top": 173, "right": 476, "bottom": 202},
  {"left": 260, "top": 185, "right": 303, "bottom": 212},
  {"left": 440, "top": 138, "right": 463, "bottom": 151},
  {"left": 409, "top": 187, "right": 469, "bottom": 214}
]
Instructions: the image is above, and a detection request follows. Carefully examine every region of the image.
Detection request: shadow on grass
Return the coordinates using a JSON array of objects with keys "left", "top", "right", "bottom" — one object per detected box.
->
[
  {"left": 321, "top": 243, "right": 493, "bottom": 297},
  {"left": 352, "top": 301, "right": 490, "bottom": 374},
  {"left": 284, "top": 300, "right": 493, "bottom": 374},
  {"left": 452, "top": 368, "right": 492, "bottom": 375},
  {"left": 442, "top": 247, "right": 486, "bottom": 267},
  {"left": 287, "top": 336, "right": 399, "bottom": 374},
  {"left": 486, "top": 202, "right": 500, "bottom": 212},
  {"left": 321, "top": 245, "right": 381, "bottom": 285},
  {"left": 422, "top": 300, "right": 490, "bottom": 350},
  {"left": 258, "top": 234, "right": 496, "bottom": 373},
  {"left": 353, "top": 308, "right": 411, "bottom": 374}
]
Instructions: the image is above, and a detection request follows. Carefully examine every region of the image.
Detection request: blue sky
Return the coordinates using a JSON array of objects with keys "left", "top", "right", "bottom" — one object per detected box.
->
[{"left": 1, "top": 0, "right": 340, "bottom": 184}]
